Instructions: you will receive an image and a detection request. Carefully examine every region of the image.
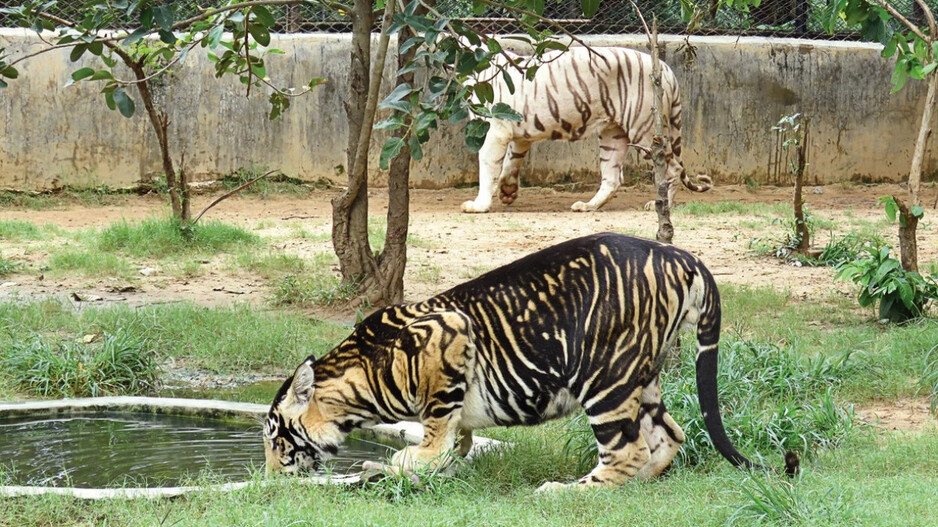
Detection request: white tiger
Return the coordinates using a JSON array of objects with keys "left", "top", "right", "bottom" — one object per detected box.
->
[{"left": 460, "top": 46, "right": 712, "bottom": 213}]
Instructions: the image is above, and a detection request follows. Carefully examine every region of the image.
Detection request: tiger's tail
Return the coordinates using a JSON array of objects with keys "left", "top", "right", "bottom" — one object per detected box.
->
[
  {"left": 667, "top": 79, "right": 713, "bottom": 194},
  {"left": 693, "top": 268, "right": 800, "bottom": 476}
]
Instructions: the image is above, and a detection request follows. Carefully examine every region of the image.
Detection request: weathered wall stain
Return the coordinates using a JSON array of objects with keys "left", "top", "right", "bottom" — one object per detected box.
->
[{"left": 0, "top": 31, "right": 934, "bottom": 191}]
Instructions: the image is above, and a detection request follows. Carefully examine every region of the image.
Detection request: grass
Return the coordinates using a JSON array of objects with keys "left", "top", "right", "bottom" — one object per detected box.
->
[
  {"left": 0, "top": 187, "right": 130, "bottom": 209},
  {"left": 2, "top": 329, "right": 158, "bottom": 398},
  {"left": 0, "top": 254, "right": 20, "bottom": 277},
  {"left": 0, "top": 281, "right": 937, "bottom": 525},
  {"left": 674, "top": 201, "right": 789, "bottom": 217},
  {"left": 0, "top": 220, "right": 59, "bottom": 241},
  {"left": 219, "top": 166, "right": 312, "bottom": 197},
  {"left": 97, "top": 217, "right": 259, "bottom": 258},
  {"left": 47, "top": 248, "right": 135, "bottom": 278}
]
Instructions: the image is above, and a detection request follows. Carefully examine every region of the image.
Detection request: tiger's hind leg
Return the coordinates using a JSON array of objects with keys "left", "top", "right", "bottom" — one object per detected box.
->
[
  {"left": 572, "top": 124, "right": 627, "bottom": 212},
  {"left": 635, "top": 376, "right": 686, "bottom": 481},
  {"left": 538, "top": 385, "right": 649, "bottom": 491},
  {"left": 498, "top": 140, "right": 530, "bottom": 205}
]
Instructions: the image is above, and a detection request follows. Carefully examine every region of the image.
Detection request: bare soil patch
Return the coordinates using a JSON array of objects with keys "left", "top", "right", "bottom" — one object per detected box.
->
[
  {"left": 857, "top": 398, "right": 938, "bottom": 433},
  {"left": 2, "top": 182, "right": 936, "bottom": 311}
]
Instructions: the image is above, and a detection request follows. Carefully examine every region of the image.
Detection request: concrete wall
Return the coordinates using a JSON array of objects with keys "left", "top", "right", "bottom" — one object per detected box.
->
[{"left": 0, "top": 30, "right": 932, "bottom": 191}]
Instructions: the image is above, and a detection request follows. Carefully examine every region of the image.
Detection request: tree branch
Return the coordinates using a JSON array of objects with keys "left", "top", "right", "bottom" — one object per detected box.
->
[{"left": 191, "top": 169, "right": 279, "bottom": 224}]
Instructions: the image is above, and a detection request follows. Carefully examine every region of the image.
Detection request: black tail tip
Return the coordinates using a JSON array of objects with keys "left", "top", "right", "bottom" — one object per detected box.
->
[{"left": 784, "top": 451, "right": 800, "bottom": 478}]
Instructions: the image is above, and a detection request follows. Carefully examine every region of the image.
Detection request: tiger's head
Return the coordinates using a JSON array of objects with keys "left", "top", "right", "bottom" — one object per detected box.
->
[{"left": 263, "top": 359, "right": 346, "bottom": 474}]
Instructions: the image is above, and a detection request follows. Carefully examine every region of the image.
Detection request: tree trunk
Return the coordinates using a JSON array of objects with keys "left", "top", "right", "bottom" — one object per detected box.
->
[
  {"left": 793, "top": 117, "right": 810, "bottom": 253},
  {"left": 649, "top": 19, "right": 673, "bottom": 244},
  {"left": 132, "top": 62, "right": 182, "bottom": 219},
  {"left": 895, "top": 196, "right": 920, "bottom": 272},
  {"left": 332, "top": 0, "right": 376, "bottom": 290},
  {"left": 375, "top": 8, "right": 428, "bottom": 305},
  {"left": 332, "top": 0, "right": 399, "bottom": 306}
]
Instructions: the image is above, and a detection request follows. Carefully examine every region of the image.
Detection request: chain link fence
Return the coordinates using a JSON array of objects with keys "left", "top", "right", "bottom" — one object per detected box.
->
[{"left": 0, "top": 0, "right": 935, "bottom": 39}]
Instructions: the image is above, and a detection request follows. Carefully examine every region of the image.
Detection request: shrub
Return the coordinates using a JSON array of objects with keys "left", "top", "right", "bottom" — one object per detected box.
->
[
  {"left": 563, "top": 339, "right": 859, "bottom": 471},
  {"left": 3, "top": 330, "right": 159, "bottom": 397}
]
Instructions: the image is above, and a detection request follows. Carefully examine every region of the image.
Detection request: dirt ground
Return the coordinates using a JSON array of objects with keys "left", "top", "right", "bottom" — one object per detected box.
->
[
  {"left": 2, "top": 182, "right": 936, "bottom": 308},
  {"left": 2, "top": 182, "right": 937, "bottom": 430}
]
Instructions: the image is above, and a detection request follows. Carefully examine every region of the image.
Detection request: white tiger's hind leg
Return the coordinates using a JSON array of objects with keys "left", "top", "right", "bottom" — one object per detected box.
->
[
  {"left": 497, "top": 140, "right": 530, "bottom": 205},
  {"left": 572, "top": 125, "right": 627, "bottom": 212},
  {"left": 635, "top": 377, "right": 685, "bottom": 481},
  {"left": 462, "top": 125, "right": 512, "bottom": 213}
]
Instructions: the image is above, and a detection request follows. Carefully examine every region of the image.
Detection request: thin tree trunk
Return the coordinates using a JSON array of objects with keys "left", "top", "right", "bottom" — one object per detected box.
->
[
  {"left": 377, "top": 2, "right": 427, "bottom": 305},
  {"left": 650, "top": 19, "right": 673, "bottom": 244},
  {"left": 131, "top": 62, "right": 181, "bottom": 219},
  {"left": 908, "top": 64, "right": 936, "bottom": 211},
  {"left": 332, "top": 0, "right": 398, "bottom": 304},
  {"left": 332, "top": 0, "right": 376, "bottom": 287},
  {"left": 793, "top": 117, "right": 810, "bottom": 253},
  {"left": 896, "top": 196, "right": 920, "bottom": 272}
]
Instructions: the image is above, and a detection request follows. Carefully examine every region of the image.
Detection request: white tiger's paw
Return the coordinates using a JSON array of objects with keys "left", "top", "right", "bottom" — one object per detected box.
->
[
  {"left": 642, "top": 200, "right": 656, "bottom": 211},
  {"left": 461, "top": 200, "right": 491, "bottom": 214},
  {"left": 570, "top": 201, "right": 596, "bottom": 212},
  {"left": 535, "top": 481, "right": 574, "bottom": 492}
]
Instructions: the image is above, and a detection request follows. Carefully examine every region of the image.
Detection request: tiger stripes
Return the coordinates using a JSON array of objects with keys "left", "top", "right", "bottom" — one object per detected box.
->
[
  {"left": 459, "top": 46, "right": 713, "bottom": 214},
  {"left": 264, "top": 233, "right": 795, "bottom": 489}
]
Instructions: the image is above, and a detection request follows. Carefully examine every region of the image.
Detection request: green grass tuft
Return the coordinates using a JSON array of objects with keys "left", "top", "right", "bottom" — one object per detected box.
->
[
  {"left": 3, "top": 330, "right": 159, "bottom": 397},
  {"left": 728, "top": 474, "right": 856, "bottom": 525},
  {"left": 47, "top": 249, "right": 134, "bottom": 277},
  {"left": 0, "top": 254, "right": 20, "bottom": 276},
  {"left": 97, "top": 217, "right": 259, "bottom": 258}
]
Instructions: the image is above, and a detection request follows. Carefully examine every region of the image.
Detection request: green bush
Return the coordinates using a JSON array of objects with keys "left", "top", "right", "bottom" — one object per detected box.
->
[
  {"left": 3, "top": 330, "right": 159, "bottom": 397},
  {"left": 835, "top": 242, "right": 938, "bottom": 322},
  {"left": 563, "top": 339, "right": 859, "bottom": 471}
]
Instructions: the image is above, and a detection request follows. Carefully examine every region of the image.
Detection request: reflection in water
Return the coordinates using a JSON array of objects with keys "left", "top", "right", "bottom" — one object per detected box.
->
[{"left": 0, "top": 412, "right": 392, "bottom": 488}]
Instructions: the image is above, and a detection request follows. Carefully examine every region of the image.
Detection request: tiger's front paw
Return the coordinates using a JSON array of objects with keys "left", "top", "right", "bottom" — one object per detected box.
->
[
  {"left": 535, "top": 481, "right": 575, "bottom": 492},
  {"left": 571, "top": 201, "right": 597, "bottom": 212},
  {"left": 461, "top": 200, "right": 491, "bottom": 213}
]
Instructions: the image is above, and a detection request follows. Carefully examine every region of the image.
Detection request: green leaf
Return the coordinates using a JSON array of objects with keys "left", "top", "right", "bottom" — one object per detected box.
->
[
  {"left": 207, "top": 25, "right": 224, "bottom": 49},
  {"left": 923, "top": 62, "right": 938, "bottom": 77},
  {"left": 414, "top": 111, "right": 438, "bottom": 133},
  {"left": 501, "top": 69, "right": 515, "bottom": 94},
  {"left": 380, "top": 137, "right": 405, "bottom": 170},
  {"left": 158, "top": 29, "right": 176, "bottom": 45},
  {"left": 379, "top": 83, "right": 413, "bottom": 109},
  {"left": 580, "top": 0, "right": 600, "bottom": 17},
  {"left": 248, "top": 24, "right": 271, "bottom": 47},
  {"left": 890, "top": 62, "right": 909, "bottom": 93},
  {"left": 152, "top": 5, "right": 174, "bottom": 32},
  {"left": 252, "top": 6, "right": 276, "bottom": 27},
  {"left": 0, "top": 78, "right": 7, "bottom": 89},
  {"left": 112, "top": 87, "right": 135, "bottom": 118},
  {"left": 71, "top": 67, "right": 95, "bottom": 81},
  {"left": 0, "top": 65, "right": 19, "bottom": 80},
  {"left": 474, "top": 82, "right": 494, "bottom": 104},
  {"left": 374, "top": 115, "right": 406, "bottom": 131},
  {"left": 70, "top": 44, "right": 87, "bottom": 63},
  {"left": 491, "top": 102, "right": 522, "bottom": 122},
  {"left": 408, "top": 134, "right": 423, "bottom": 161},
  {"left": 87, "top": 41, "right": 103, "bottom": 56},
  {"left": 123, "top": 27, "right": 150, "bottom": 47},
  {"left": 911, "top": 205, "right": 925, "bottom": 218},
  {"left": 89, "top": 70, "right": 113, "bottom": 81}
]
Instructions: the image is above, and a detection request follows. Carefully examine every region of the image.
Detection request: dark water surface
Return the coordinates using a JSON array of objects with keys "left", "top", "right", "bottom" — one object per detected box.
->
[{"left": 0, "top": 411, "right": 392, "bottom": 488}]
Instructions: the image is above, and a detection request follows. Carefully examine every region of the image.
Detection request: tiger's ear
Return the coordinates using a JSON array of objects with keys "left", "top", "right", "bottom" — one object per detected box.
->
[{"left": 291, "top": 361, "right": 315, "bottom": 405}]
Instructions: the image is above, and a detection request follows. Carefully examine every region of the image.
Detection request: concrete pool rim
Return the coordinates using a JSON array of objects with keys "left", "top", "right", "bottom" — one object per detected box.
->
[{"left": 0, "top": 396, "right": 498, "bottom": 499}]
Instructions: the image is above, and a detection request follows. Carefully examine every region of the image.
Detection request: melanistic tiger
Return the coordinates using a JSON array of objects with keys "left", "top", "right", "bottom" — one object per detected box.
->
[
  {"left": 460, "top": 46, "right": 712, "bottom": 214},
  {"left": 263, "top": 233, "right": 795, "bottom": 489}
]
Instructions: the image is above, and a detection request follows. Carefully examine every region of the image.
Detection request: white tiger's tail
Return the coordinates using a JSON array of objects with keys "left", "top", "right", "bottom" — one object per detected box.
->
[{"left": 668, "top": 81, "right": 713, "bottom": 194}]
